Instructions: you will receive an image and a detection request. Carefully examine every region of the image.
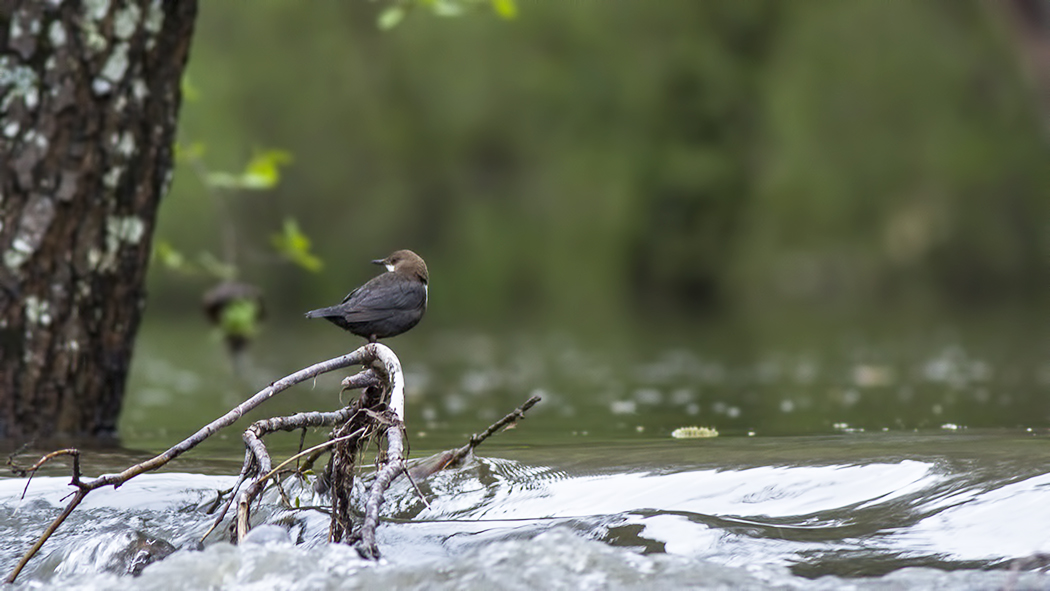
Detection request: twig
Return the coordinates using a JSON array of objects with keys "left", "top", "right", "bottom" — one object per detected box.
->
[
  {"left": 5, "top": 441, "right": 37, "bottom": 476},
  {"left": 200, "top": 449, "right": 255, "bottom": 543},
  {"left": 9, "top": 449, "right": 80, "bottom": 499},
  {"left": 261, "top": 430, "right": 367, "bottom": 485},
  {"left": 444, "top": 395, "right": 541, "bottom": 469},
  {"left": 7, "top": 489, "right": 88, "bottom": 581},
  {"left": 401, "top": 395, "right": 542, "bottom": 485},
  {"left": 401, "top": 459, "right": 432, "bottom": 510}
]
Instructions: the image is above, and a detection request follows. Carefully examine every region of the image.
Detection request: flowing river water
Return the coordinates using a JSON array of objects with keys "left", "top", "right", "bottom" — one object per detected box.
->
[{"left": 2, "top": 309, "right": 1049, "bottom": 589}]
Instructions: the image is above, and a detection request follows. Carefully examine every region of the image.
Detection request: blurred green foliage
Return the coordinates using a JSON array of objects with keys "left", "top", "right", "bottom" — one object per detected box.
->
[
  {"left": 150, "top": 0, "right": 1049, "bottom": 334},
  {"left": 378, "top": 0, "right": 517, "bottom": 30},
  {"left": 219, "top": 299, "right": 261, "bottom": 341},
  {"left": 162, "top": 143, "right": 312, "bottom": 278},
  {"left": 271, "top": 218, "right": 324, "bottom": 273},
  {"left": 206, "top": 149, "right": 293, "bottom": 191}
]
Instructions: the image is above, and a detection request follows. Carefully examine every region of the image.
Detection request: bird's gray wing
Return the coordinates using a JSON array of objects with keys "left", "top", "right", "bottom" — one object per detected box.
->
[
  {"left": 339, "top": 274, "right": 425, "bottom": 322},
  {"left": 340, "top": 284, "right": 362, "bottom": 304}
]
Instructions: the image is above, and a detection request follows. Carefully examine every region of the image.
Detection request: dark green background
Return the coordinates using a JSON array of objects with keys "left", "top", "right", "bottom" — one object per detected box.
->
[
  {"left": 152, "top": 0, "right": 1049, "bottom": 331},
  {"left": 124, "top": 1, "right": 1050, "bottom": 450}
]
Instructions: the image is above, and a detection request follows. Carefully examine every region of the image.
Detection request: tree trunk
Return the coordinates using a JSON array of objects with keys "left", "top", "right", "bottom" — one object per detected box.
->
[{"left": 0, "top": 0, "right": 197, "bottom": 439}]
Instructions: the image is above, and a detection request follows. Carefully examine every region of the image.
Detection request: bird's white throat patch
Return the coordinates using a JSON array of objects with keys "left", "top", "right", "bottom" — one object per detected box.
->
[{"left": 385, "top": 264, "right": 395, "bottom": 272}]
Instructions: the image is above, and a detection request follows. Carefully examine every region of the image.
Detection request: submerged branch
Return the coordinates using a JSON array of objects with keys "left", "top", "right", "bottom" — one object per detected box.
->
[
  {"left": 8, "top": 343, "right": 543, "bottom": 581},
  {"left": 449, "top": 394, "right": 542, "bottom": 466},
  {"left": 6, "top": 344, "right": 388, "bottom": 584},
  {"left": 407, "top": 394, "right": 543, "bottom": 483}
]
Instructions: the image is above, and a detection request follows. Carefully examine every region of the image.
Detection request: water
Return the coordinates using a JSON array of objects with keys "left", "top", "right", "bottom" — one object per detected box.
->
[
  {"left": 3, "top": 434, "right": 1050, "bottom": 589},
  {"left": 119, "top": 308, "right": 1050, "bottom": 450},
  {"left": 4, "top": 310, "right": 1050, "bottom": 588}
]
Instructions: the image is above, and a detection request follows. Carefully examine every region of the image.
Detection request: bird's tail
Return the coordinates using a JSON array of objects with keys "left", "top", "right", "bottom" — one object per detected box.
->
[{"left": 304, "top": 307, "right": 334, "bottom": 319}]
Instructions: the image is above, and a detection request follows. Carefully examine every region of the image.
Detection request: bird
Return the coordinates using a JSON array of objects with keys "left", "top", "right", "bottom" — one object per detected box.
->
[{"left": 304, "top": 249, "right": 428, "bottom": 342}]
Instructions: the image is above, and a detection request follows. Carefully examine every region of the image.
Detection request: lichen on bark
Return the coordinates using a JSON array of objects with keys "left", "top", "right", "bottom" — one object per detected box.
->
[{"left": 0, "top": 0, "right": 198, "bottom": 439}]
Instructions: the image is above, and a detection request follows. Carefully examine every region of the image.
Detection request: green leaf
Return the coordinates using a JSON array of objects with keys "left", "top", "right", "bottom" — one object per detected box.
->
[
  {"left": 491, "top": 0, "right": 517, "bottom": 19},
  {"left": 173, "top": 142, "right": 205, "bottom": 164},
  {"left": 206, "top": 149, "right": 293, "bottom": 190},
  {"left": 378, "top": 6, "right": 406, "bottom": 30},
  {"left": 270, "top": 218, "right": 324, "bottom": 272},
  {"left": 153, "top": 240, "right": 187, "bottom": 271},
  {"left": 427, "top": 0, "right": 465, "bottom": 17},
  {"left": 242, "top": 149, "right": 293, "bottom": 189},
  {"left": 220, "top": 298, "right": 260, "bottom": 338}
]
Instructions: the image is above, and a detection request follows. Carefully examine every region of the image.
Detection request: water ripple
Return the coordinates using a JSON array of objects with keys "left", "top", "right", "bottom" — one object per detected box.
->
[{"left": 4, "top": 434, "right": 1050, "bottom": 589}]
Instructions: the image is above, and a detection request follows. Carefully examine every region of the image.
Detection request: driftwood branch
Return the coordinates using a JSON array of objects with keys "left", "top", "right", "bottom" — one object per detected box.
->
[
  {"left": 405, "top": 394, "right": 543, "bottom": 483},
  {"left": 224, "top": 349, "right": 545, "bottom": 561},
  {"left": 6, "top": 344, "right": 386, "bottom": 584},
  {"left": 233, "top": 344, "right": 406, "bottom": 548},
  {"left": 448, "top": 394, "right": 541, "bottom": 467},
  {"left": 353, "top": 410, "right": 406, "bottom": 559},
  {"left": 8, "top": 342, "right": 543, "bottom": 582},
  {"left": 204, "top": 409, "right": 359, "bottom": 543}
]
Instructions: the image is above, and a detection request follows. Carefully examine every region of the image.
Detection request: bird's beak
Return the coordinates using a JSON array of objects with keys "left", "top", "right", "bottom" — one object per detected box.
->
[{"left": 371, "top": 259, "right": 385, "bottom": 266}]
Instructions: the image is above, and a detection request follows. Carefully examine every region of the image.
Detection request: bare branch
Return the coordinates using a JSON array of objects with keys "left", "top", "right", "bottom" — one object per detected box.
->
[
  {"left": 355, "top": 416, "right": 406, "bottom": 560},
  {"left": 446, "top": 395, "right": 541, "bottom": 469},
  {"left": 7, "top": 344, "right": 386, "bottom": 583},
  {"left": 6, "top": 489, "right": 87, "bottom": 583},
  {"left": 8, "top": 345, "right": 542, "bottom": 581}
]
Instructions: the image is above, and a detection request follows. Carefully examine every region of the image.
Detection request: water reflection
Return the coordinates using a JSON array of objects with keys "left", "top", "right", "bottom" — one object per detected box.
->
[{"left": 122, "top": 308, "right": 1050, "bottom": 454}]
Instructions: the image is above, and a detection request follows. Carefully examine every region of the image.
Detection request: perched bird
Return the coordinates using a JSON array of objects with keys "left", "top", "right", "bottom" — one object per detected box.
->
[{"left": 305, "top": 249, "right": 428, "bottom": 342}]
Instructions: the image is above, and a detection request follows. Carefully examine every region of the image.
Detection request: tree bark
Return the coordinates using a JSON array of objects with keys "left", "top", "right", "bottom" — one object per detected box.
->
[{"left": 0, "top": 0, "right": 197, "bottom": 439}]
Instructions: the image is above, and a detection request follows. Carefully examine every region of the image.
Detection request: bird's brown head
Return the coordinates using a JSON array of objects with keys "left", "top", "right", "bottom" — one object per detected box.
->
[{"left": 372, "top": 249, "right": 428, "bottom": 284}]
